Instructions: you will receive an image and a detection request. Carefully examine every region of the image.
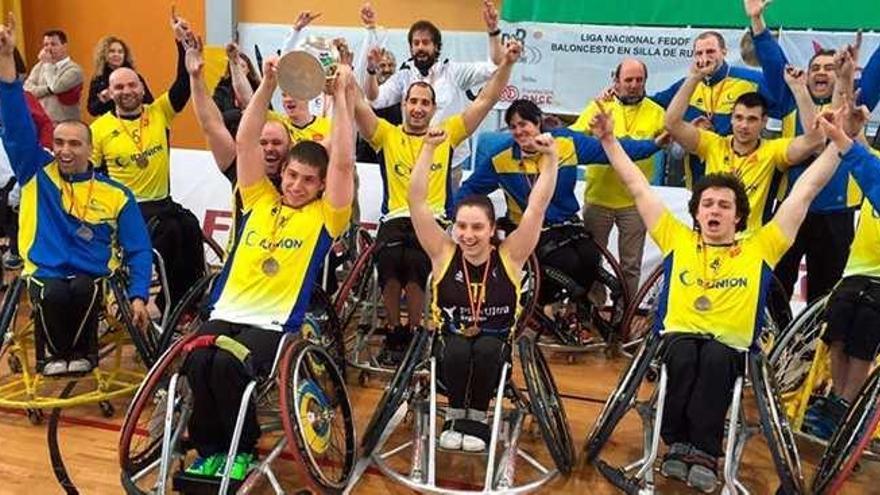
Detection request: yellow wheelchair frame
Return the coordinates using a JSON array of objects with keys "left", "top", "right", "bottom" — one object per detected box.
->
[{"left": 0, "top": 276, "right": 148, "bottom": 419}]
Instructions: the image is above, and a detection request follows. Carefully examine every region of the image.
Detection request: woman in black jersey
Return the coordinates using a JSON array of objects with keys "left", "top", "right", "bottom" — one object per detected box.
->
[{"left": 408, "top": 128, "right": 559, "bottom": 452}]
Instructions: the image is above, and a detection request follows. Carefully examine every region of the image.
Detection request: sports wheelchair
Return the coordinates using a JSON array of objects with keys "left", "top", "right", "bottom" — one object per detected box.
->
[
  {"left": 333, "top": 228, "right": 541, "bottom": 384},
  {"left": 584, "top": 331, "right": 803, "bottom": 494},
  {"left": 768, "top": 294, "right": 880, "bottom": 494},
  {"left": 0, "top": 272, "right": 157, "bottom": 424},
  {"left": 118, "top": 292, "right": 355, "bottom": 494},
  {"left": 346, "top": 326, "right": 574, "bottom": 494},
  {"left": 522, "top": 222, "right": 631, "bottom": 358}
]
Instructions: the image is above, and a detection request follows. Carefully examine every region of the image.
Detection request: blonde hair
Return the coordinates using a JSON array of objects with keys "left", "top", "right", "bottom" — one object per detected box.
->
[{"left": 93, "top": 36, "right": 135, "bottom": 75}]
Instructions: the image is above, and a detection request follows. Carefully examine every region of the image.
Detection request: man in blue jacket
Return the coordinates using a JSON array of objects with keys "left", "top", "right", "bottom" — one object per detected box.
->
[{"left": 0, "top": 15, "right": 151, "bottom": 376}]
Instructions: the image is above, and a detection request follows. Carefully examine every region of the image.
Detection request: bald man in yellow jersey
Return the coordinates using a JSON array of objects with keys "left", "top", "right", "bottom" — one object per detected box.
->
[
  {"left": 571, "top": 58, "right": 666, "bottom": 299},
  {"left": 89, "top": 15, "right": 202, "bottom": 310},
  {"left": 590, "top": 102, "right": 846, "bottom": 491},
  {"left": 181, "top": 59, "right": 355, "bottom": 480},
  {"left": 665, "top": 60, "right": 824, "bottom": 236}
]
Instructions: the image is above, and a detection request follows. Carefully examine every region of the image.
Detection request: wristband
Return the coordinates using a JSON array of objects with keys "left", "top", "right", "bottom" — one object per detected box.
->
[
  {"left": 488, "top": 28, "right": 501, "bottom": 37},
  {"left": 367, "top": 67, "right": 377, "bottom": 76}
]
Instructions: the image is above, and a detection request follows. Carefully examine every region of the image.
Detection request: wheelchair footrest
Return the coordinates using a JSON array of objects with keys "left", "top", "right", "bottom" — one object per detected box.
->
[
  {"left": 595, "top": 459, "right": 641, "bottom": 495},
  {"left": 172, "top": 471, "right": 243, "bottom": 494}
]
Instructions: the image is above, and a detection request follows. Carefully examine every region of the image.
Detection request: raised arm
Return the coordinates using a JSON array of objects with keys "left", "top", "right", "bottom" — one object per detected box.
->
[
  {"left": 236, "top": 57, "right": 278, "bottom": 188},
  {"left": 408, "top": 128, "right": 455, "bottom": 265},
  {"left": 324, "top": 66, "right": 356, "bottom": 209},
  {"left": 664, "top": 62, "right": 714, "bottom": 152},
  {"left": 352, "top": 82, "right": 379, "bottom": 141},
  {"left": 482, "top": 0, "right": 504, "bottom": 65},
  {"left": 461, "top": 40, "right": 521, "bottom": 135},
  {"left": 281, "top": 11, "right": 320, "bottom": 54},
  {"left": 857, "top": 35, "right": 880, "bottom": 111},
  {"left": 593, "top": 104, "right": 665, "bottom": 230},
  {"left": 783, "top": 65, "right": 824, "bottom": 164},
  {"left": 187, "top": 36, "right": 236, "bottom": 171},
  {"left": 773, "top": 110, "right": 847, "bottom": 239},
  {"left": 748, "top": 0, "right": 796, "bottom": 118},
  {"left": 502, "top": 133, "right": 558, "bottom": 269},
  {"left": 168, "top": 10, "right": 194, "bottom": 112},
  {"left": 0, "top": 14, "right": 52, "bottom": 184},
  {"left": 227, "top": 43, "right": 255, "bottom": 107}
]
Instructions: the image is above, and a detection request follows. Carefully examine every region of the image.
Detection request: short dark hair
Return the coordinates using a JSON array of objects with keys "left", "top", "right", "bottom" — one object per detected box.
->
[
  {"left": 43, "top": 30, "right": 68, "bottom": 44},
  {"left": 688, "top": 173, "right": 750, "bottom": 233},
  {"left": 454, "top": 195, "right": 496, "bottom": 225},
  {"left": 504, "top": 99, "right": 543, "bottom": 129},
  {"left": 732, "top": 92, "right": 768, "bottom": 117},
  {"left": 808, "top": 48, "right": 837, "bottom": 69},
  {"left": 613, "top": 60, "right": 648, "bottom": 81},
  {"left": 287, "top": 141, "right": 329, "bottom": 179},
  {"left": 55, "top": 119, "right": 92, "bottom": 144},
  {"left": 694, "top": 31, "right": 726, "bottom": 50},
  {"left": 408, "top": 20, "right": 442, "bottom": 52},
  {"left": 405, "top": 81, "right": 436, "bottom": 105}
]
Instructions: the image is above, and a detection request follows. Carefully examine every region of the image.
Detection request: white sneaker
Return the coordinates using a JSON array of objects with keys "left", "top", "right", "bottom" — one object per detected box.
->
[
  {"left": 462, "top": 434, "right": 486, "bottom": 452},
  {"left": 68, "top": 359, "right": 93, "bottom": 373},
  {"left": 439, "top": 429, "right": 463, "bottom": 450},
  {"left": 43, "top": 360, "right": 68, "bottom": 376}
]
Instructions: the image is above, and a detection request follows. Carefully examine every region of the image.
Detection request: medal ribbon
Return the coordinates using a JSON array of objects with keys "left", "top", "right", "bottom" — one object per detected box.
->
[
  {"left": 702, "top": 66, "right": 730, "bottom": 119},
  {"left": 265, "top": 200, "right": 289, "bottom": 258},
  {"left": 115, "top": 112, "right": 148, "bottom": 162},
  {"left": 62, "top": 172, "right": 96, "bottom": 223},
  {"left": 461, "top": 250, "right": 493, "bottom": 332}
]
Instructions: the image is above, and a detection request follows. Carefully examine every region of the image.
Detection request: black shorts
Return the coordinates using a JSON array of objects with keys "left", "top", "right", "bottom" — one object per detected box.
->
[
  {"left": 822, "top": 275, "right": 880, "bottom": 361},
  {"left": 374, "top": 217, "right": 431, "bottom": 289},
  {"left": 536, "top": 224, "right": 601, "bottom": 305}
]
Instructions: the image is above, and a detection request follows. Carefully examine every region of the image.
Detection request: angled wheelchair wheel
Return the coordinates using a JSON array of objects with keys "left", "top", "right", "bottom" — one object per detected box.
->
[
  {"left": 118, "top": 334, "right": 196, "bottom": 494},
  {"left": 584, "top": 329, "right": 661, "bottom": 462},
  {"left": 307, "top": 286, "right": 346, "bottom": 372},
  {"left": 360, "top": 326, "right": 430, "bottom": 457},
  {"left": 334, "top": 240, "right": 379, "bottom": 350},
  {"left": 811, "top": 366, "right": 880, "bottom": 494},
  {"left": 279, "top": 339, "right": 356, "bottom": 492},
  {"left": 749, "top": 352, "right": 806, "bottom": 495},
  {"left": 157, "top": 272, "right": 218, "bottom": 353},
  {"left": 513, "top": 254, "right": 541, "bottom": 339},
  {"left": 766, "top": 274, "right": 793, "bottom": 337},
  {"left": 619, "top": 266, "right": 664, "bottom": 354},
  {"left": 519, "top": 335, "right": 575, "bottom": 474},
  {"left": 767, "top": 295, "right": 827, "bottom": 395}
]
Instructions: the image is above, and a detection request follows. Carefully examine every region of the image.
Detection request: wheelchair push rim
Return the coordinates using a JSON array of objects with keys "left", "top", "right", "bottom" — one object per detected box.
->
[{"left": 280, "top": 339, "right": 356, "bottom": 492}]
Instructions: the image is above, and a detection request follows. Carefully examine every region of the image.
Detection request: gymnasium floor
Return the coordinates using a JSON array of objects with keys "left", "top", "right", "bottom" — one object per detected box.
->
[{"left": 0, "top": 347, "right": 877, "bottom": 494}]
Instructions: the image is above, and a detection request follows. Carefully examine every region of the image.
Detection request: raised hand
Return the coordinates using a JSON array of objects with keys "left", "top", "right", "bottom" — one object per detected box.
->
[
  {"left": 293, "top": 11, "right": 321, "bottom": 31},
  {"left": 0, "top": 12, "right": 14, "bottom": 57},
  {"left": 783, "top": 65, "right": 807, "bottom": 89},
  {"left": 482, "top": 0, "right": 499, "bottom": 32},
  {"left": 588, "top": 101, "right": 615, "bottom": 141},
  {"left": 171, "top": 6, "right": 192, "bottom": 43},
  {"left": 332, "top": 38, "right": 354, "bottom": 67},
  {"left": 262, "top": 56, "right": 279, "bottom": 85},
  {"left": 690, "top": 59, "right": 716, "bottom": 79},
  {"left": 423, "top": 127, "right": 448, "bottom": 146},
  {"left": 532, "top": 132, "right": 557, "bottom": 155},
  {"left": 502, "top": 40, "right": 522, "bottom": 65},
  {"left": 185, "top": 35, "right": 205, "bottom": 76},
  {"left": 597, "top": 85, "right": 616, "bottom": 102},
  {"left": 225, "top": 42, "right": 240, "bottom": 61},
  {"left": 815, "top": 106, "right": 851, "bottom": 150},
  {"left": 743, "top": 0, "right": 771, "bottom": 18},
  {"left": 360, "top": 2, "right": 377, "bottom": 28},
  {"left": 332, "top": 63, "right": 353, "bottom": 95}
]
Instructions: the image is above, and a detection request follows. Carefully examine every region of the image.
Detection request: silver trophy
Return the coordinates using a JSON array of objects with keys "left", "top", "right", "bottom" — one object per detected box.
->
[{"left": 277, "top": 36, "right": 340, "bottom": 100}]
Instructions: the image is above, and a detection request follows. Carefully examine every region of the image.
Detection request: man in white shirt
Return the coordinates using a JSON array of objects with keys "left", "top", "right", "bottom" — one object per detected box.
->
[
  {"left": 363, "top": 1, "right": 505, "bottom": 187},
  {"left": 24, "top": 30, "right": 84, "bottom": 123}
]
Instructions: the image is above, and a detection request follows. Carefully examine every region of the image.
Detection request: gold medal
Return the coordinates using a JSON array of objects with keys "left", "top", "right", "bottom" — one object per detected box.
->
[
  {"left": 461, "top": 325, "right": 480, "bottom": 338},
  {"left": 135, "top": 154, "right": 149, "bottom": 168},
  {"left": 694, "top": 295, "right": 712, "bottom": 312},
  {"left": 76, "top": 224, "right": 94, "bottom": 242},
  {"left": 261, "top": 257, "right": 280, "bottom": 276}
]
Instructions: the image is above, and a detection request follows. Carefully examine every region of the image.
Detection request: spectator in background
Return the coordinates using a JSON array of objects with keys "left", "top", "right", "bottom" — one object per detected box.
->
[
  {"left": 357, "top": 3, "right": 401, "bottom": 163},
  {"left": 212, "top": 42, "right": 260, "bottom": 120},
  {"left": 24, "top": 29, "right": 84, "bottom": 123},
  {"left": 87, "top": 36, "right": 153, "bottom": 117}
]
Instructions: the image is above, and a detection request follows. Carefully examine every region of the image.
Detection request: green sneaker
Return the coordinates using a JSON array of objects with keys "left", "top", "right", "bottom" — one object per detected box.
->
[
  {"left": 228, "top": 452, "right": 256, "bottom": 481},
  {"left": 184, "top": 454, "right": 225, "bottom": 477}
]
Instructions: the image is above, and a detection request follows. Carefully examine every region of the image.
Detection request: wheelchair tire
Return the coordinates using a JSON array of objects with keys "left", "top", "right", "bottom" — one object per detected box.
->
[
  {"left": 279, "top": 339, "right": 356, "bottom": 493},
  {"left": 308, "top": 286, "right": 346, "bottom": 373},
  {"left": 157, "top": 272, "right": 218, "bottom": 353},
  {"left": 811, "top": 366, "right": 880, "bottom": 494},
  {"left": 334, "top": 240, "right": 379, "bottom": 350},
  {"left": 109, "top": 276, "right": 160, "bottom": 366},
  {"left": 0, "top": 277, "right": 25, "bottom": 368},
  {"left": 119, "top": 334, "right": 197, "bottom": 494},
  {"left": 766, "top": 274, "right": 793, "bottom": 336},
  {"left": 514, "top": 254, "right": 540, "bottom": 338},
  {"left": 584, "top": 329, "right": 661, "bottom": 462},
  {"left": 519, "top": 335, "right": 575, "bottom": 474},
  {"left": 619, "top": 266, "right": 664, "bottom": 353},
  {"left": 749, "top": 352, "right": 806, "bottom": 495},
  {"left": 360, "top": 326, "right": 430, "bottom": 457}
]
